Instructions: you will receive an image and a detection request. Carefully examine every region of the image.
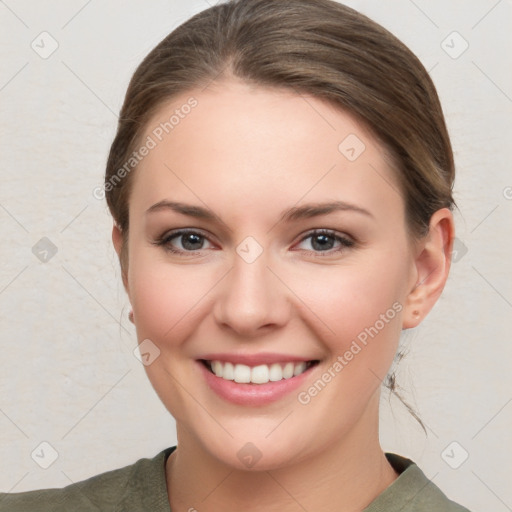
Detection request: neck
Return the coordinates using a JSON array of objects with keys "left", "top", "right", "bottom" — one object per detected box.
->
[{"left": 165, "top": 394, "right": 398, "bottom": 512}]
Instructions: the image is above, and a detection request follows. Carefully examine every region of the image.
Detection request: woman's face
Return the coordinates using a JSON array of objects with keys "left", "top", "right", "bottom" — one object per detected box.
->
[{"left": 119, "top": 79, "right": 421, "bottom": 470}]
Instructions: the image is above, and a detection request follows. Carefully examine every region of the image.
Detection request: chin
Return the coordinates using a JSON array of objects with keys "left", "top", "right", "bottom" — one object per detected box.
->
[{"left": 192, "top": 427, "right": 315, "bottom": 472}]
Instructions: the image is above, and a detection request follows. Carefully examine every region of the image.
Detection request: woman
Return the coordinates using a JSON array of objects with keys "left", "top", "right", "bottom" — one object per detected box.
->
[{"left": 0, "top": 0, "right": 471, "bottom": 510}]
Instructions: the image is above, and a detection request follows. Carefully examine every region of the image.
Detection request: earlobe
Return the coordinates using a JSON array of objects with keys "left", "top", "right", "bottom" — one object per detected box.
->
[{"left": 402, "top": 208, "right": 455, "bottom": 329}]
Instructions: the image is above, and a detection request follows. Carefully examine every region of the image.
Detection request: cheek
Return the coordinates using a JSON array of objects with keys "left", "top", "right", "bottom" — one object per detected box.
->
[
  {"left": 289, "top": 258, "right": 405, "bottom": 391},
  {"left": 292, "top": 259, "right": 404, "bottom": 339},
  {"left": 128, "top": 252, "right": 223, "bottom": 347}
]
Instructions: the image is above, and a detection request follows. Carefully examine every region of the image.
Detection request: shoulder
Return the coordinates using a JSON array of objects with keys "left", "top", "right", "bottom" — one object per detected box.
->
[
  {"left": 364, "top": 453, "right": 472, "bottom": 512},
  {"left": 0, "top": 446, "right": 175, "bottom": 512}
]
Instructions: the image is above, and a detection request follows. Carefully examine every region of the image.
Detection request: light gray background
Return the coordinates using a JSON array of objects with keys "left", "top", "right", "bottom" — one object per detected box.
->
[{"left": 0, "top": 1, "right": 511, "bottom": 511}]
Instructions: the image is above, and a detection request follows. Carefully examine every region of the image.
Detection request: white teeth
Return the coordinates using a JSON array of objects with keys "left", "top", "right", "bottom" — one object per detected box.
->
[
  {"left": 211, "top": 360, "right": 223, "bottom": 377},
  {"left": 283, "top": 362, "right": 294, "bottom": 379},
  {"left": 251, "top": 365, "right": 269, "bottom": 384},
  {"left": 207, "top": 360, "right": 313, "bottom": 384},
  {"left": 223, "top": 361, "right": 235, "bottom": 380},
  {"left": 293, "top": 362, "right": 306, "bottom": 376},
  {"left": 268, "top": 363, "right": 282, "bottom": 382},
  {"left": 234, "top": 364, "right": 251, "bottom": 383}
]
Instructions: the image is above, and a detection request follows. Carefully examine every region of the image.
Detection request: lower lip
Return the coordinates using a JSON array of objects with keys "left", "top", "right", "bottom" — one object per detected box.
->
[{"left": 197, "top": 361, "right": 318, "bottom": 406}]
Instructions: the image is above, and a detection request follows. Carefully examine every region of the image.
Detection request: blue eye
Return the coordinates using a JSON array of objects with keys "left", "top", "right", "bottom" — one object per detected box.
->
[
  {"left": 154, "top": 228, "right": 354, "bottom": 257},
  {"left": 296, "top": 229, "right": 354, "bottom": 255},
  {"left": 155, "top": 229, "right": 213, "bottom": 255}
]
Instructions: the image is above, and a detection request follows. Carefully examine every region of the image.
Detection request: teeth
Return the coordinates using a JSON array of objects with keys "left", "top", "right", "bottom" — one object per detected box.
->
[
  {"left": 223, "top": 361, "right": 234, "bottom": 380},
  {"left": 250, "top": 364, "right": 269, "bottom": 384},
  {"left": 293, "top": 362, "right": 306, "bottom": 376},
  {"left": 208, "top": 360, "right": 313, "bottom": 384},
  {"left": 282, "top": 362, "right": 295, "bottom": 379},
  {"left": 234, "top": 363, "right": 251, "bottom": 383},
  {"left": 269, "top": 363, "right": 282, "bottom": 382},
  {"left": 211, "top": 360, "right": 223, "bottom": 378}
]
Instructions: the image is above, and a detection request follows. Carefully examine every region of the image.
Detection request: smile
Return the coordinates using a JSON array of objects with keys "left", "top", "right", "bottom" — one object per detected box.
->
[{"left": 201, "top": 359, "right": 319, "bottom": 385}]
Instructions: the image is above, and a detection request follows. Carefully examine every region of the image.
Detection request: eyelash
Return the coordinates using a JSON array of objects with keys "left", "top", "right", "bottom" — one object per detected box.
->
[{"left": 153, "top": 228, "right": 355, "bottom": 258}]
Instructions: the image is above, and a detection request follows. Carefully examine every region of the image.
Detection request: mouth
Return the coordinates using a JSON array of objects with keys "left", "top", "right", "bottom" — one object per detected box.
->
[{"left": 198, "top": 359, "right": 320, "bottom": 385}]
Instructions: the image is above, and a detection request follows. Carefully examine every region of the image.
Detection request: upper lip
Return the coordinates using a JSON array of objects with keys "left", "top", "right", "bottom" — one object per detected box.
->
[{"left": 197, "top": 352, "right": 319, "bottom": 366}]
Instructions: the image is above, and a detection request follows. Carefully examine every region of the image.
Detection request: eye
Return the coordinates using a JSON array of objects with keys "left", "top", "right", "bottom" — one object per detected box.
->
[
  {"left": 154, "top": 229, "right": 215, "bottom": 255},
  {"left": 294, "top": 229, "right": 354, "bottom": 256},
  {"left": 153, "top": 228, "right": 354, "bottom": 257}
]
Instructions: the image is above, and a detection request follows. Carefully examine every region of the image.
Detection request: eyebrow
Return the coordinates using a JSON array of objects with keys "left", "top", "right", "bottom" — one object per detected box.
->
[
  {"left": 146, "top": 200, "right": 217, "bottom": 220},
  {"left": 145, "top": 199, "right": 373, "bottom": 222},
  {"left": 280, "top": 200, "right": 373, "bottom": 222}
]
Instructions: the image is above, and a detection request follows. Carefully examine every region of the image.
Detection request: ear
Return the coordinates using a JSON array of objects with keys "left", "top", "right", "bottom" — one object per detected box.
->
[
  {"left": 402, "top": 208, "right": 455, "bottom": 329},
  {"left": 112, "top": 222, "right": 129, "bottom": 294}
]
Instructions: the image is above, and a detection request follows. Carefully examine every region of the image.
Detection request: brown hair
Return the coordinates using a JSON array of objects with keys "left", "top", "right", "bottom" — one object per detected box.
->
[{"left": 105, "top": 0, "right": 455, "bottom": 428}]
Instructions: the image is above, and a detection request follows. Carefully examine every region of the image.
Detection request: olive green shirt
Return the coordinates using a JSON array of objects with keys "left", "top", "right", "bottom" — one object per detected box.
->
[{"left": 0, "top": 446, "right": 471, "bottom": 511}]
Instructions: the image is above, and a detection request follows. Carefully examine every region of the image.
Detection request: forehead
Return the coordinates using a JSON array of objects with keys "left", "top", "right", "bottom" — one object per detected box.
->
[{"left": 130, "top": 79, "right": 404, "bottom": 225}]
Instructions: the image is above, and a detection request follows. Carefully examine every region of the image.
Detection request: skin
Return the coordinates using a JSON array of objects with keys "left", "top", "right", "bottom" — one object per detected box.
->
[{"left": 113, "top": 78, "right": 454, "bottom": 512}]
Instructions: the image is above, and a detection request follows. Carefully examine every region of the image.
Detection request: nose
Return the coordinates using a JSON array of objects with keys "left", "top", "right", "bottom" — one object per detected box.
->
[{"left": 213, "top": 249, "right": 291, "bottom": 338}]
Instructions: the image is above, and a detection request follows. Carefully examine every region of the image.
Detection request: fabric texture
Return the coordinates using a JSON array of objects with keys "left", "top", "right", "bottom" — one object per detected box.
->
[{"left": 0, "top": 447, "right": 471, "bottom": 511}]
